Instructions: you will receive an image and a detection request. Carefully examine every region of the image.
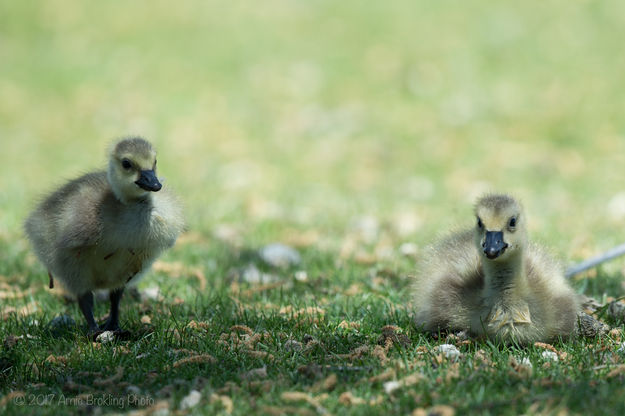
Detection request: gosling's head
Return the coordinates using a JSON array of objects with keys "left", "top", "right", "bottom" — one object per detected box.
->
[
  {"left": 107, "top": 137, "right": 161, "bottom": 203},
  {"left": 473, "top": 194, "right": 526, "bottom": 261}
]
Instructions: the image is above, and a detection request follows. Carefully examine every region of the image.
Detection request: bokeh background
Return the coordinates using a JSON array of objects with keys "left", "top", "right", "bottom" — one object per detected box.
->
[{"left": 2, "top": 0, "right": 625, "bottom": 265}]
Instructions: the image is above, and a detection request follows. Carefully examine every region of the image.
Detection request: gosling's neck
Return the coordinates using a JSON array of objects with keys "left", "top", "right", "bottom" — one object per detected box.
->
[{"left": 481, "top": 250, "right": 528, "bottom": 301}]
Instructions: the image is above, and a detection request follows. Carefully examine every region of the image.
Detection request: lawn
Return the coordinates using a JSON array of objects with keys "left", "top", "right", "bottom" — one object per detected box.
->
[{"left": 2, "top": 0, "right": 625, "bottom": 414}]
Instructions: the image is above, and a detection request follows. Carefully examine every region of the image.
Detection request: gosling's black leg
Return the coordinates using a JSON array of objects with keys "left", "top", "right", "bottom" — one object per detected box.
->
[
  {"left": 100, "top": 287, "right": 125, "bottom": 332},
  {"left": 77, "top": 291, "right": 99, "bottom": 333}
]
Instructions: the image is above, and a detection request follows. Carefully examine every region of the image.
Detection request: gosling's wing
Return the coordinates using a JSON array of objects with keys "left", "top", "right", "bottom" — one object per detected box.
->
[
  {"left": 526, "top": 243, "right": 580, "bottom": 336},
  {"left": 525, "top": 243, "right": 571, "bottom": 294},
  {"left": 418, "top": 229, "right": 481, "bottom": 284},
  {"left": 413, "top": 229, "right": 483, "bottom": 330},
  {"left": 35, "top": 172, "right": 108, "bottom": 250}
]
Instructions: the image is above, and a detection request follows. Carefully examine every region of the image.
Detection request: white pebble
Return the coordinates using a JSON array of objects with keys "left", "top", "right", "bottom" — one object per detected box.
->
[
  {"left": 383, "top": 381, "right": 401, "bottom": 394},
  {"left": 399, "top": 242, "right": 419, "bottom": 257},
  {"left": 180, "top": 390, "right": 202, "bottom": 410},
  {"left": 142, "top": 287, "right": 161, "bottom": 301},
  {"left": 96, "top": 331, "right": 115, "bottom": 344},
  {"left": 516, "top": 357, "right": 533, "bottom": 369},
  {"left": 242, "top": 264, "right": 278, "bottom": 283},
  {"left": 435, "top": 344, "right": 461, "bottom": 360},
  {"left": 616, "top": 342, "right": 625, "bottom": 354},
  {"left": 520, "top": 357, "right": 532, "bottom": 368},
  {"left": 259, "top": 243, "right": 301, "bottom": 268},
  {"left": 294, "top": 270, "right": 308, "bottom": 282},
  {"left": 541, "top": 351, "right": 558, "bottom": 361}
]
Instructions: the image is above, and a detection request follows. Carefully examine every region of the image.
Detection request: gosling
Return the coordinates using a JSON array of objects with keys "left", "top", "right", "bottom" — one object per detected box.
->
[
  {"left": 25, "top": 137, "right": 184, "bottom": 335},
  {"left": 413, "top": 194, "right": 579, "bottom": 345}
]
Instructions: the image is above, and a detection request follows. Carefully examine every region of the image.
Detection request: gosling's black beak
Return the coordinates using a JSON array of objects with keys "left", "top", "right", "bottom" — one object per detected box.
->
[
  {"left": 135, "top": 170, "right": 162, "bottom": 192},
  {"left": 482, "top": 231, "right": 508, "bottom": 259}
]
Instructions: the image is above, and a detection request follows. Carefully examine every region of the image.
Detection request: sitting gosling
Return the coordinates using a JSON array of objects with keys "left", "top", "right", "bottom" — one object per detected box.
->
[
  {"left": 413, "top": 194, "right": 579, "bottom": 345},
  {"left": 25, "top": 137, "right": 184, "bottom": 334}
]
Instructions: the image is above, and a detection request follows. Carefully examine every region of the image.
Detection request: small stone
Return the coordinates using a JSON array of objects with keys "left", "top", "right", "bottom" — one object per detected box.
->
[
  {"left": 541, "top": 351, "right": 558, "bottom": 361},
  {"left": 96, "top": 331, "right": 116, "bottom": 344},
  {"left": 126, "top": 385, "right": 141, "bottom": 395},
  {"left": 435, "top": 344, "right": 461, "bottom": 360},
  {"left": 141, "top": 287, "right": 161, "bottom": 301},
  {"left": 519, "top": 357, "right": 532, "bottom": 368},
  {"left": 617, "top": 342, "right": 625, "bottom": 354},
  {"left": 399, "top": 242, "right": 419, "bottom": 257},
  {"left": 259, "top": 243, "right": 301, "bottom": 268},
  {"left": 180, "top": 390, "right": 202, "bottom": 410},
  {"left": 383, "top": 380, "right": 401, "bottom": 394},
  {"left": 241, "top": 264, "right": 278, "bottom": 283},
  {"left": 294, "top": 270, "right": 308, "bottom": 282},
  {"left": 512, "top": 356, "right": 533, "bottom": 371}
]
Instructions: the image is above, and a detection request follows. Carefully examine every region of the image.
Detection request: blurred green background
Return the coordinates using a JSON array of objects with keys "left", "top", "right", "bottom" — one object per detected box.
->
[{"left": 2, "top": 0, "right": 625, "bottom": 264}]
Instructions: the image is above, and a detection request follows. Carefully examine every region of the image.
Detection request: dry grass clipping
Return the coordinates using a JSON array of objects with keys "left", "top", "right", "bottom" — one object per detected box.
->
[
  {"left": 338, "top": 392, "right": 367, "bottom": 406},
  {"left": 412, "top": 405, "right": 456, "bottom": 416},
  {"left": 281, "top": 392, "right": 327, "bottom": 414},
  {"left": 311, "top": 373, "right": 337, "bottom": 393},
  {"left": 93, "top": 366, "right": 124, "bottom": 387},
  {"left": 368, "top": 368, "right": 397, "bottom": 383},
  {"left": 172, "top": 354, "right": 217, "bottom": 368},
  {"left": 209, "top": 394, "right": 234, "bottom": 414},
  {"left": 45, "top": 354, "right": 68, "bottom": 366}
]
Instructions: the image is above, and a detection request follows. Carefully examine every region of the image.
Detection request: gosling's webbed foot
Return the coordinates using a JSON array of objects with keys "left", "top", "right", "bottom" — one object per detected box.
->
[
  {"left": 90, "top": 287, "right": 132, "bottom": 341},
  {"left": 99, "top": 318, "right": 121, "bottom": 332},
  {"left": 487, "top": 304, "right": 532, "bottom": 332},
  {"left": 485, "top": 303, "right": 535, "bottom": 344}
]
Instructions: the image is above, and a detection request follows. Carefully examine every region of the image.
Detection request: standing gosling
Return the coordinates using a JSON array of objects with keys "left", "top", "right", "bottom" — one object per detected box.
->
[
  {"left": 413, "top": 194, "right": 579, "bottom": 345},
  {"left": 25, "top": 137, "right": 184, "bottom": 334}
]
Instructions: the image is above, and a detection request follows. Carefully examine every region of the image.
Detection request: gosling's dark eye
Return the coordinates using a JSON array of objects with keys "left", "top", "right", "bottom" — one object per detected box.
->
[
  {"left": 121, "top": 159, "right": 132, "bottom": 169},
  {"left": 508, "top": 217, "right": 517, "bottom": 228},
  {"left": 477, "top": 217, "right": 483, "bottom": 229}
]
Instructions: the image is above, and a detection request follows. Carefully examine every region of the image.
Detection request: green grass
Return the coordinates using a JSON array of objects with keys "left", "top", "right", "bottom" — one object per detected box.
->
[{"left": 2, "top": 0, "right": 625, "bottom": 414}]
